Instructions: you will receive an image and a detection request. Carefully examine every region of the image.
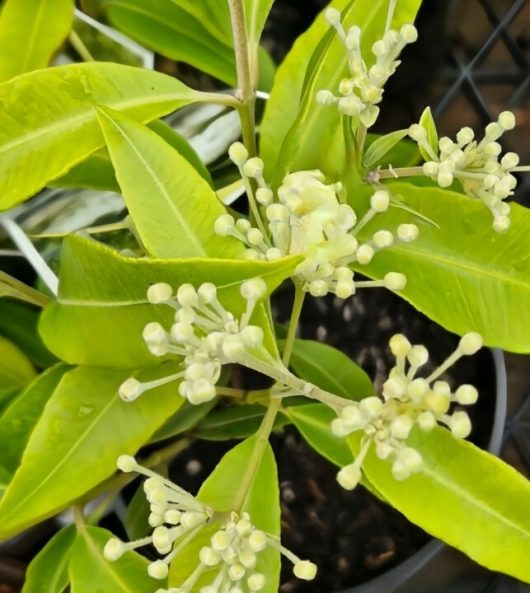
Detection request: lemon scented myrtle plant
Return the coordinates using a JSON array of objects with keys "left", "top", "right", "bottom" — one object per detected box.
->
[{"left": 0, "top": 0, "right": 530, "bottom": 592}]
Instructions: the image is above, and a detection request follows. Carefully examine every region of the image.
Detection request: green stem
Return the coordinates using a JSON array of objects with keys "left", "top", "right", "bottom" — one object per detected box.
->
[
  {"left": 69, "top": 30, "right": 95, "bottom": 62},
  {"left": 282, "top": 285, "right": 305, "bottom": 366},
  {"left": 375, "top": 166, "right": 425, "bottom": 179},
  {"left": 216, "top": 386, "right": 247, "bottom": 398}
]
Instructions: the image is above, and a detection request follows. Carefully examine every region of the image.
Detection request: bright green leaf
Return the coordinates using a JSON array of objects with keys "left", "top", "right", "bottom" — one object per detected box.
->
[
  {"left": 289, "top": 338, "right": 374, "bottom": 400},
  {"left": 40, "top": 235, "right": 299, "bottom": 367},
  {"left": 356, "top": 182, "right": 530, "bottom": 352},
  {"left": 0, "top": 62, "right": 201, "bottom": 209},
  {"left": 22, "top": 525, "right": 76, "bottom": 593},
  {"left": 418, "top": 106, "right": 439, "bottom": 161},
  {"left": 363, "top": 129, "right": 409, "bottom": 169},
  {"left": 358, "top": 426, "right": 530, "bottom": 583},
  {"left": 97, "top": 108, "right": 240, "bottom": 258},
  {"left": 0, "top": 271, "right": 51, "bottom": 307},
  {"left": 169, "top": 436, "right": 280, "bottom": 592},
  {"left": 286, "top": 403, "right": 352, "bottom": 467},
  {"left": 0, "top": 365, "right": 184, "bottom": 539},
  {"left": 0, "top": 0, "right": 74, "bottom": 82},
  {"left": 151, "top": 399, "right": 217, "bottom": 443},
  {"left": 70, "top": 525, "right": 158, "bottom": 593},
  {"left": 0, "top": 336, "right": 35, "bottom": 394},
  {"left": 0, "top": 364, "right": 69, "bottom": 474}
]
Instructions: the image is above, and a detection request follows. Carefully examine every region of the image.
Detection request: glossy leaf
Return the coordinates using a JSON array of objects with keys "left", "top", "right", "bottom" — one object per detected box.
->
[
  {"left": 363, "top": 129, "right": 409, "bottom": 169},
  {"left": 355, "top": 182, "right": 530, "bottom": 352},
  {"left": 0, "top": 271, "right": 51, "bottom": 307},
  {"left": 418, "top": 106, "right": 438, "bottom": 161},
  {"left": 0, "top": 336, "right": 35, "bottom": 395},
  {"left": 40, "top": 235, "right": 299, "bottom": 367},
  {"left": 0, "top": 0, "right": 74, "bottom": 82},
  {"left": 196, "top": 404, "right": 288, "bottom": 441},
  {"left": 263, "top": 0, "right": 421, "bottom": 179},
  {"left": 103, "top": 0, "right": 236, "bottom": 85},
  {"left": 0, "top": 62, "right": 201, "bottom": 209},
  {"left": 0, "top": 365, "right": 184, "bottom": 539},
  {"left": 289, "top": 338, "right": 374, "bottom": 400},
  {"left": 286, "top": 403, "right": 353, "bottom": 467},
  {"left": 357, "top": 426, "right": 530, "bottom": 582},
  {"left": 151, "top": 400, "right": 217, "bottom": 443},
  {"left": 0, "top": 465, "right": 10, "bottom": 496},
  {"left": 70, "top": 525, "right": 158, "bottom": 593},
  {"left": 0, "top": 364, "right": 69, "bottom": 474},
  {"left": 21, "top": 526, "right": 76, "bottom": 593},
  {"left": 97, "top": 108, "right": 240, "bottom": 258},
  {"left": 169, "top": 436, "right": 280, "bottom": 592}
]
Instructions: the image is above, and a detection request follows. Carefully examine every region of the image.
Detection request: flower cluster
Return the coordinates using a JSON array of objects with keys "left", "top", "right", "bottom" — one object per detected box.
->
[
  {"left": 216, "top": 144, "right": 418, "bottom": 299},
  {"left": 104, "top": 457, "right": 317, "bottom": 593},
  {"left": 315, "top": 8, "right": 418, "bottom": 127},
  {"left": 118, "top": 279, "right": 267, "bottom": 405},
  {"left": 332, "top": 332, "right": 483, "bottom": 490},
  {"left": 409, "top": 111, "right": 519, "bottom": 232}
]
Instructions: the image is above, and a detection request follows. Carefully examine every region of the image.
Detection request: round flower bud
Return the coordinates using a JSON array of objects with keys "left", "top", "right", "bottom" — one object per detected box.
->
[
  {"left": 407, "top": 378, "right": 429, "bottom": 403},
  {"left": 450, "top": 411, "right": 472, "bottom": 439},
  {"left": 170, "top": 322, "right": 195, "bottom": 344},
  {"left": 339, "top": 404, "right": 364, "bottom": 426},
  {"left": 119, "top": 378, "right": 143, "bottom": 402},
  {"left": 228, "top": 142, "right": 248, "bottom": 166},
  {"left": 433, "top": 381, "right": 451, "bottom": 397},
  {"left": 398, "top": 447, "right": 423, "bottom": 473},
  {"left": 309, "top": 279, "right": 329, "bottom": 297},
  {"left": 423, "top": 161, "right": 439, "bottom": 177},
  {"left": 424, "top": 390, "right": 450, "bottom": 414},
  {"left": 389, "top": 334, "right": 411, "bottom": 356},
  {"left": 248, "top": 530, "right": 267, "bottom": 552},
  {"left": 383, "top": 375, "right": 407, "bottom": 399},
  {"left": 458, "top": 332, "right": 483, "bottom": 355},
  {"left": 339, "top": 96, "right": 361, "bottom": 117},
  {"left": 456, "top": 126, "right": 474, "bottom": 145},
  {"left": 455, "top": 384, "right": 479, "bottom": 405},
  {"left": 339, "top": 77, "right": 355, "bottom": 95},
  {"left": 211, "top": 530, "right": 231, "bottom": 551},
  {"left": 294, "top": 560, "right": 318, "bottom": 580},
  {"left": 266, "top": 203, "right": 289, "bottom": 222},
  {"left": 256, "top": 187, "right": 273, "bottom": 205},
  {"left": 164, "top": 510, "right": 181, "bottom": 525},
  {"left": 371, "top": 190, "right": 390, "bottom": 212},
  {"left": 408, "top": 124, "right": 427, "bottom": 142},
  {"left": 501, "top": 152, "right": 520, "bottom": 170},
  {"left": 229, "top": 563, "right": 246, "bottom": 582},
  {"left": 316, "top": 89, "right": 336, "bottom": 106},
  {"left": 375, "top": 440, "right": 394, "bottom": 459},
  {"left": 397, "top": 223, "right": 419, "bottom": 242},
  {"left": 247, "top": 228, "right": 264, "bottom": 246},
  {"left": 187, "top": 379, "right": 216, "bottom": 405},
  {"left": 384, "top": 272, "right": 407, "bottom": 290},
  {"left": 418, "top": 411, "right": 436, "bottom": 431},
  {"left": 266, "top": 247, "right": 283, "bottom": 260},
  {"left": 177, "top": 284, "right": 198, "bottom": 308},
  {"left": 484, "top": 141, "right": 502, "bottom": 157},
  {"left": 152, "top": 526, "right": 171, "bottom": 552},
  {"left": 335, "top": 280, "right": 355, "bottom": 299},
  {"left": 104, "top": 538, "right": 125, "bottom": 561},
  {"left": 408, "top": 345, "right": 429, "bottom": 367},
  {"left": 498, "top": 110, "right": 516, "bottom": 130},
  {"left": 390, "top": 415, "right": 413, "bottom": 440},
  {"left": 437, "top": 166, "right": 454, "bottom": 188},
  {"left": 391, "top": 459, "right": 411, "bottom": 481},
  {"left": 241, "top": 278, "right": 267, "bottom": 301},
  {"left": 235, "top": 218, "right": 251, "bottom": 235},
  {"left": 356, "top": 244, "right": 374, "bottom": 265},
  {"left": 148, "top": 560, "right": 169, "bottom": 580},
  {"left": 200, "top": 546, "right": 221, "bottom": 567},
  {"left": 360, "top": 396, "right": 383, "bottom": 418},
  {"left": 324, "top": 7, "right": 341, "bottom": 25},
  {"left": 248, "top": 573, "right": 266, "bottom": 592},
  {"left": 215, "top": 214, "right": 236, "bottom": 237},
  {"left": 239, "top": 325, "right": 264, "bottom": 348},
  {"left": 373, "top": 230, "right": 394, "bottom": 248},
  {"left": 493, "top": 215, "right": 511, "bottom": 233},
  {"left": 116, "top": 455, "right": 137, "bottom": 473},
  {"left": 331, "top": 418, "right": 351, "bottom": 437},
  {"left": 148, "top": 512, "right": 164, "bottom": 527},
  {"left": 243, "top": 157, "right": 264, "bottom": 179},
  {"left": 147, "top": 282, "right": 173, "bottom": 304},
  {"left": 337, "top": 464, "right": 362, "bottom": 490},
  {"left": 143, "top": 322, "right": 166, "bottom": 345},
  {"left": 400, "top": 23, "right": 418, "bottom": 43},
  {"left": 239, "top": 550, "right": 257, "bottom": 569},
  {"left": 198, "top": 282, "right": 217, "bottom": 304}
]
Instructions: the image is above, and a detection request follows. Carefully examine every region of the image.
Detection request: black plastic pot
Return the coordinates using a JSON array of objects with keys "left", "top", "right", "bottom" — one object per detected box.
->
[{"left": 339, "top": 349, "right": 507, "bottom": 593}]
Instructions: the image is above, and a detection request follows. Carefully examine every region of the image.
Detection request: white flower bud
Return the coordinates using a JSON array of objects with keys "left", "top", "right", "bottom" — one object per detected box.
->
[
  {"left": 458, "top": 332, "right": 483, "bottom": 355},
  {"left": 119, "top": 378, "right": 143, "bottom": 402},
  {"left": 375, "top": 440, "right": 394, "bottom": 459},
  {"left": 407, "top": 378, "right": 429, "bottom": 403},
  {"left": 243, "top": 157, "right": 264, "bottom": 179},
  {"left": 240, "top": 278, "right": 267, "bottom": 301},
  {"left": 235, "top": 218, "right": 251, "bottom": 234},
  {"left": 384, "top": 272, "right": 407, "bottom": 290},
  {"left": 424, "top": 390, "right": 450, "bottom": 414},
  {"left": 177, "top": 284, "right": 198, "bottom": 308},
  {"left": 187, "top": 379, "right": 216, "bottom": 405},
  {"left": 346, "top": 26, "right": 361, "bottom": 50},
  {"left": 214, "top": 214, "right": 235, "bottom": 236},
  {"left": 339, "top": 78, "right": 355, "bottom": 95},
  {"left": 152, "top": 526, "right": 171, "bottom": 553},
  {"left": 170, "top": 322, "right": 195, "bottom": 344},
  {"left": 337, "top": 464, "right": 362, "bottom": 490},
  {"left": 398, "top": 447, "right": 423, "bottom": 472},
  {"left": 418, "top": 411, "right": 436, "bottom": 431},
  {"left": 390, "top": 414, "right": 413, "bottom": 439},
  {"left": 498, "top": 110, "right": 516, "bottom": 130},
  {"left": 247, "top": 228, "right": 264, "bottom": 246},
  {"left": 456, "top": 126, "right": 474, "bottom": 145},
  {"left": 339, "top": 96, "right": 361, "bottom": 117},
  {"left": 408, "top": 345, "right": 429, "bottom": 367},
  {"left": 200, "top": 546, "right": 221, "bottom": 566},
  {"left": 266, "top": 247, "right": 283, "bottom": 260},
  {"left": 423, "top": 161, "right": 439, "bottom": 177},
  {"left": 228, "top": 142, "right": 248, "bottom": 166},
  {"left": 493, "top": 214, "right": 511, "bottom": 233},
  {"left": 198, "top": 282, "right": 217, "bottom": 304},
  {"left": 335, "top": 280, "right": 355, "bottom": 299},
  {"left": 331, "top": 418, "right": 351, "bottom": 437},
  {"left": 148, "top": 512, "right": 164, "bottom": 527},
  {"left": 148, "top": 560, "right": 169, "bottom": 580},
  {"left": 117, "top": 455, "right": 137, "bottom": 473},
  {"left": 360, "top": 105, "right": 380, "bottom": 127},
  {"left": 438, "top": 137, "right": 454, "bottom": 154},
  {"left": 229, "top": 563, "right": 246, "bottom": 582},
  {"left": 400, "top": 23, "right": 418, "bottom": 43},
  {"left": 248, "top": 530, "right": 267, "bottom": 552},
  {"left": 408, "top": 124, "right": 427, "bottom": 142},
  {"left": 239, "top": 325, "right": 264, "bottom": 349},
  {"left": 370, "top": 190, "right": 390, "bottom": 212},
  {"left": 143, "top": 322, "right": 166, "bottom": 345},
  {"left": 437, "top": 165, "right": 454, "bottom": 188},
  {"left": 316, "top": 89, "right": 336, "bottom": 106},
  {"left": 391, "top": 459, "right": 410, "bottom": 481},
  {"left": 294, "top": 560, "right": 318, "bottom": 580},
  {"left": 450, "top": 411, "right": 472, "bottom": 439},
  {"left": 356, "top": 244, "right": 374, "bottom": 265},
  {"left": 397, "top": 223, "right": 419, "bottom": 242},
  {"left": 256, "top": 187, "right": 273, "bottom": 205},
  {"left": 360, "top": 396, "right": 383, "bottom": 418},
  {"left": 485, "top": 122, "right": 502, "bottom": 139},
  {"left": 373, "top": 230, "right": 394, "bottom": 248},
  {"left": 325, "top": 7, "right": 341, "bottom": 26},
  {"left": 484, "top": 141, "right": 502, "bottom": 157},
  {"left": 164, "top": 510, "right": 181, "bottom": 525},
  {"left": 389, "top": 334, "right": 411, "bottom": 356},
  {"left": 211, "top": 530, "right": 231, "bottom": 551},
  {"left": 147, "top": 282, "right": 173, "bottom": 304},
  {"left": 266, "top": 203, "right": 289, "bottom": 222},
  {"left": 104, "top": 538, "right": 125, "bottom": 561},
  {"left": 455, "top": 384, "right": 479, "bottom": 405},
  {"left": 501, "top": 152, "right": 520, "bottom": 169},
  {"left": 383, "top": 375, "right": 407, "bottom": 399},
  {"left": 247, "top": 573, "right": 266, "bottom": 592}
]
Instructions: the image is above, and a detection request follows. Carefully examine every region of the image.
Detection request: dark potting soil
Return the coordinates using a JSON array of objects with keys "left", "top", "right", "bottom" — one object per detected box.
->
[{"left": 166, "top": 285, "right": 498, "bottom": 593}]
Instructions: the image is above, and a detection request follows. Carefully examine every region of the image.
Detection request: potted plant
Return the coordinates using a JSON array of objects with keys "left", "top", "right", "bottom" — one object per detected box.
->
[{"left": 0, "top": 0, "right": 529, "bottom": 592}]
